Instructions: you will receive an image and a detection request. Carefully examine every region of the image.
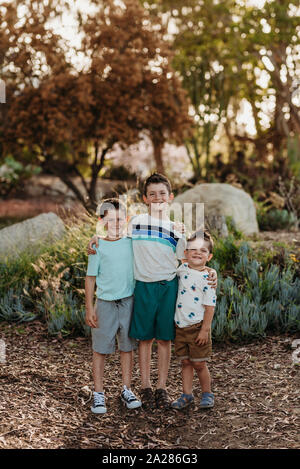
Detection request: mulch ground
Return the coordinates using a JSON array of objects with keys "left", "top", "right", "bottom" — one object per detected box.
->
[{"left": 0, "top": 321, "right": 299, "bottom": 450}]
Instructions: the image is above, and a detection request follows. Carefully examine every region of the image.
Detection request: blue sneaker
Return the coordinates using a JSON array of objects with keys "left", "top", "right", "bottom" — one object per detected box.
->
[
  {"left": 200, "top": 392, "right": 214, "bottom": 408},
  {"left": 171, "top": 393, "right": 194, "bottom": 410}
]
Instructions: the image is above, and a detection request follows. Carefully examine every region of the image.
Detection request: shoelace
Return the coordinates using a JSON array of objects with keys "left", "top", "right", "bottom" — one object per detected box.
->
[
  {"left": 94, "top": 392, "right": 105, "bottom": 407},
  {"left": 122, "top": 388, "right": 137, "bottom": 402}
]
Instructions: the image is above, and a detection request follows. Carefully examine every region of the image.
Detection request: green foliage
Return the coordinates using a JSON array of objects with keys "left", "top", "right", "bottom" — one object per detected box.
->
[
  {"left": 36, "top": 290, "right": 90, "bottom": 337},
  {"left": 257, "top": 207, "right": 297, "bottom": 231},
  {"left": 0, "top": 287, "right": 37, "bottom": 323},
  {"left": 142, "top": 0, "right": 300, "bottom": 181},
  {"left": 0, "top": 217, "right": 96, "bottom": 335},
  {"left": 1, "top": 218, "right": 299, "bottom": 341},
  {"left": 0, "top": 251, "right": 41, "bottom": 298},
  {"left": 225, "top": 216, "right": 243, "bottom": 240},
  {"left": 0, "top": 155, "right": 41, "bottom": 197},
  {"left": 209, "top": 235, "right": 239, "bottom": 273},
  {"left": 212, "top": 243, "right": 300, "bottom": 342}
]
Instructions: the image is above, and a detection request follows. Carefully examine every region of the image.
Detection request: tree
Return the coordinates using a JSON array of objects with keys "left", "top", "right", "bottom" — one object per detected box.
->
[
  {"left": 141, "top": 0, "right": 300, "bottom": 177},
  {"left": 79, "top": 0, "right": 192, "bottom": 175},
  {"left": 1, "top": 0, "right": 192, "bottom": 211},
  {"left": 231, "top": 0, "right": 300, "bottom": 161},
  {"left": 0, "top": 0, "right": 69, "bottom": 161}
]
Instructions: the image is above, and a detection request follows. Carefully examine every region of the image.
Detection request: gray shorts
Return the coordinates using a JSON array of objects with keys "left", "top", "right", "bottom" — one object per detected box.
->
[{"left": 92, "top": 295, "right": 137, "bottom": 354}]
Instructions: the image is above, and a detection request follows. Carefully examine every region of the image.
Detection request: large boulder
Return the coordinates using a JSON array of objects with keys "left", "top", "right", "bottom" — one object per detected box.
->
[
  {"left": 173, "top": 183, "right": 259, "bottom": 236},
  {"left": 0, "top": 212, "right": 65, "bottom": 260}
]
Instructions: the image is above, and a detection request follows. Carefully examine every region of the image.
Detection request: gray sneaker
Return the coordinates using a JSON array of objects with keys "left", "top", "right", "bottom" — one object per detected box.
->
[
  {"left": 121, "top": 386, "right": 142, "bottom": 409},
  {"left": 91, "top": 391, "right": 107, "bottom": 414}
]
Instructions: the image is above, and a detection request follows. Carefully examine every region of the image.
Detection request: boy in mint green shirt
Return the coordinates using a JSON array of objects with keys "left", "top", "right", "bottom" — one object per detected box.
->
[{"left": 85, "top": 198, "right": 141, "bottom": 414}]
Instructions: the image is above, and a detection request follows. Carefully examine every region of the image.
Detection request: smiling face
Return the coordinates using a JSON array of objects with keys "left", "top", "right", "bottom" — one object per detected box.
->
[
  {"left": 143, "top": 182, "right": 174, "bottom": 216},
  {"left": 101, "top": 208, "right": 127, "bottom": 238},
  {"left": 185, "top": 237, "right": 213, "bottom": 269}
]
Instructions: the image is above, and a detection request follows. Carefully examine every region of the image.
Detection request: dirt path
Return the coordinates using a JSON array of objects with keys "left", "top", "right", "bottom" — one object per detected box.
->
[{"left": 0, "top": 321, "right": 299, "bottom": 449}]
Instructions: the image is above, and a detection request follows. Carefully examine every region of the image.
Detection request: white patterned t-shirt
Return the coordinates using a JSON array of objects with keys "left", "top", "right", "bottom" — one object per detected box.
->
[{"left": 174, "top": 263, "right": 217, "bottom": 328}]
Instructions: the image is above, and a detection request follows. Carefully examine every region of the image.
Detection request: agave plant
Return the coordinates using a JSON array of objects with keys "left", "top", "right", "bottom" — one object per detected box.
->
[{"left": 0, "top": 288, "right": 36, "bottom": 323}]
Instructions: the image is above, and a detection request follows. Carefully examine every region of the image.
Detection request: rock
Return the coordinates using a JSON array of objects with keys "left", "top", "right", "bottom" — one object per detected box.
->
[
  {"left": 204, "top": 213, "right": 229, "bottom": 238},
  {"left": 291, "top": 339, "right": 300, "bottom": 349},
  {"left": 292, "top": 350, "right": 300, "bottom": 366},
  {"left": 292, "top": 339, "right": 300, "bottom": 366},
  {"left": 0, "top": 339, "right": 6, "bottom": 364},
  {"left": 173, "top": 183, "right": 259, "bottom": 236},
  {"left": 0, "top": 212, "right": 65, "bottom": 260}
]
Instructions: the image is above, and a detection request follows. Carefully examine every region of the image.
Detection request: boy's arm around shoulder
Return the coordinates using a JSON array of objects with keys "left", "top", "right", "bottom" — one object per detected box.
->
[
  {"left": 87, "top": 235, "right": 100, "bottom": 255},
  {"left": 204, "top": 266, "right": 218, "bottom": 289},
  {"left": 175, "top": 232, "right": 187, "bottom": 261}
]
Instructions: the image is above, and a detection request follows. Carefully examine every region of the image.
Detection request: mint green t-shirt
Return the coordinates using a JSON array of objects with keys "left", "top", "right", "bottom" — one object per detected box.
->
[{"left": 86, "top": 237, "right": 135, "bottom": 301}]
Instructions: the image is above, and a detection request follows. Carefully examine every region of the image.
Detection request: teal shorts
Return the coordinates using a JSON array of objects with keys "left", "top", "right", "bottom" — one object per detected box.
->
[{"left": 129, "top": 276, "right": 178, "bottom": 341}]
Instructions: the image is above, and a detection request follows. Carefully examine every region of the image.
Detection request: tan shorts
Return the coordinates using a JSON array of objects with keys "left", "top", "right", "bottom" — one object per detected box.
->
[{"left": 174, "top": 322, "right": 212, "bottom": 362}]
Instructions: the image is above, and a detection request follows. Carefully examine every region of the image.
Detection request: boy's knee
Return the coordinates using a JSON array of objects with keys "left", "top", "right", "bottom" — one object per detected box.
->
[
  {"left": 156, "top": 339, "right": 171, "bottom": 347},
  {"left": 192, "top": 360, "right": 207, "bottom": 370},
  {"left": 181, "top": 359, "right": 192, "bottom": 367}
]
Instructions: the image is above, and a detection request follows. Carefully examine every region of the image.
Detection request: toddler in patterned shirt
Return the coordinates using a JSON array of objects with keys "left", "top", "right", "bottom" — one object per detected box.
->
[{"left": 171, "top": 230, "right": 217, "bottom": 411}]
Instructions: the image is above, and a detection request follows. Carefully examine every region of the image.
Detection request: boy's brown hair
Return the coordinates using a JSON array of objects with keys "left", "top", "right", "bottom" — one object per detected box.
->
[
  {"left": 143, "top": 172, "right": 172, "bottom": 196},
  {"left": 98, "top": 198, "right": 126, "bottom": 219},
  {"left": 187, "top": 229, "right": 214, "bottom": 253}
]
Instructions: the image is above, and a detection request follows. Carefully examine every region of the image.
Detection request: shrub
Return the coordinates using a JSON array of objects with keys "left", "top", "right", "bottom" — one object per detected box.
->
[
  {"left": 0, "top": 216, "right": 96, "bottom": 336},
  {"left": 209, "top": 235, "right": 239, "bottom": 274},
  {"left": 0, "top": 155, "right": 41, "bottom": 197},
  {"left": 257, "top": 207, "right": 297, "bottom": 231},
  {"left": 0, "top": 287, "right": 37, "bottom": 323},
  {"left": 212, "top": 243, "right": 300, "bottom": 342},
  {"left": 1, "top": 218, "right": 299, "bottom": 341},
  {"left": 36, "top": 289, "right": 90, "bottom": 337}
]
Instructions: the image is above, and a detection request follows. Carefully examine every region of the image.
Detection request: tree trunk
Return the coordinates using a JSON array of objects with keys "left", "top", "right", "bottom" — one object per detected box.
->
[{"left": 152, "top": 138, "right": 165, "bottom": 174}]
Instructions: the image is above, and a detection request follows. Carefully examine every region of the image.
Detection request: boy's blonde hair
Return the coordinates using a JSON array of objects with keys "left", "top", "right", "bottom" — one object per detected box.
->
[{"left": 187, "top": 229, "right": 214, "bottom": 253}]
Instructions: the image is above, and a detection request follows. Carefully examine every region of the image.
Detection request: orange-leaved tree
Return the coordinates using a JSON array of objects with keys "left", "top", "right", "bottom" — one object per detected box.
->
[{"left": 1, "top": 0, "right": 192, "bottom": 211}]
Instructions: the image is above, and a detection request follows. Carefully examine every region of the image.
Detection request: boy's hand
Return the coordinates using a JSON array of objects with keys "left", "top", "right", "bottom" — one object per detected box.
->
[
  {"left": 174, "top": 221, "right": 186, "bottom": 234},
  {"left": 85, "top": 308, "right": 98, "bottom": 328},
  {"left": 87, "top": 235, "right": 99, "bottom": 255},
  {"left": 195, "top": 327, "right": 210, "bottom": 346},
  {"left": 207, "top": 269, "right": 217, "bottom": 289}
]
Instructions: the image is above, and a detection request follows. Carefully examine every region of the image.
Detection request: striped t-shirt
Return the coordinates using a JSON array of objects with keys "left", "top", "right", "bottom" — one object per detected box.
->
[{"left": 127, "top": 213, "right": 186, "bottom": 282}]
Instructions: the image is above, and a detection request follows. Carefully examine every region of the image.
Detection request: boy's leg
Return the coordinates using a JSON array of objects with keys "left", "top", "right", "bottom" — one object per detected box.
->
[
  {"left": 154, "top": 277, "right": 178, "bottom": 407},
  {"left": 193, "top": 361, "right": 211, "bottom": 393},
  {"left": 181, "top": 359, "right": 194, "bottom": 395},
  {"left": 119, "top": 350, "right": 142, "bottom": 409},
  {"left": 139, "top": 339, "right": 153, "bottom": 389},
  {"left": 171, "top": 359, "right": 194, "bottom": 410},
  {"left": 128, "top": 282, "right": 156, "bottom": 390},
  {"left": 92, "top": 351, "right": 106, "bottom": 392},
  {"left": 117, "top": 296, "right": 137, "bottom": 389},
  {"left": 157, "top": 339, "right": 171, "bottom": 390},
  {"left": 120, "top": 350, "right": 133, "bottom": 389}
]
